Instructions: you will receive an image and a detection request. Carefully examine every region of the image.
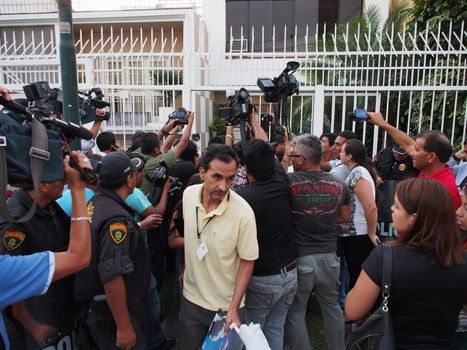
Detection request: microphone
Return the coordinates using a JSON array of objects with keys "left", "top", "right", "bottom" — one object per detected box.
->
[
  {"left": 0, "top": 96, "right": 33, "bottom": 121},
  {"left": 43, "top": 118, "right": 93, "bottom": 140}
]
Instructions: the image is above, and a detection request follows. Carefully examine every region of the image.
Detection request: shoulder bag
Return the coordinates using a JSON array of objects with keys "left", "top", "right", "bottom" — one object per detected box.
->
[{"left": 345, "top": 243, "right": 395, "bottom": 350}]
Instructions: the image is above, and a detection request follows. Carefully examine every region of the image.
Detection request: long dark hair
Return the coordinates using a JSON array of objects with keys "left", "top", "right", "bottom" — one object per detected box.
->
[
  {"left": 396, "top": 178, "right": 462, "bottom": 266},
  {"left": 343, "top": 139, "right": 378, "bottom": 186}
]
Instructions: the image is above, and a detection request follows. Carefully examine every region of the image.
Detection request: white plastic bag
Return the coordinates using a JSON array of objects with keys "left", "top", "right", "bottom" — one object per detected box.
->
[{"left": 231, "top": 322, "right": 271, "bottom": 350}]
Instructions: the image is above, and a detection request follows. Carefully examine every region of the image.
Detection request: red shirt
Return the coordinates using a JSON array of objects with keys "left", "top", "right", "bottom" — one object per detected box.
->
[{"left": 419, "top": 165, "right": 462, "bottom": 209}]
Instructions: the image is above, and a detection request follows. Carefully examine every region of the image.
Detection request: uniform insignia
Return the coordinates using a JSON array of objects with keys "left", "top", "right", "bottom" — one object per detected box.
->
[
  {"left": 398, "top": 164, "right": 406, "bottom": 172},
  {"left": 4, "top": 231, "right": 25, "bottom": 251},
  {"left": 109, "top": 223, "right": 127, "bottom": 244},
  {"left": 87, "top": 201, "right": 94, "bottom": 219}
]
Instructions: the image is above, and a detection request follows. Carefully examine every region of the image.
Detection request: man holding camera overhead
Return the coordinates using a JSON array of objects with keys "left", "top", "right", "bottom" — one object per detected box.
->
[
  {"left": 136, "top": 111, "right": 195, "bottom": 292},
  {"left": 138, "top": 110, "right": 195, "bottom": 196}
]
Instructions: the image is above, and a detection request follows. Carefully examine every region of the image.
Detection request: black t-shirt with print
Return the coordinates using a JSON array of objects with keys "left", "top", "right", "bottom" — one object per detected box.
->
[{"left": 288, "top": 170, "right": 351, "bottom": 256}]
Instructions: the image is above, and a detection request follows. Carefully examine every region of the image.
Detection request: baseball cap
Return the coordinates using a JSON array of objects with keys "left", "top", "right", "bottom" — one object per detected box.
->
[
  {"left": 99, "top": 152, "right": 139, "bottom": 184},
  {"left": 131, "top": 156, "right": 145, "bottom": 171},
  {"left": 392, "top": 145, "right": 406, "bottom": 155}
]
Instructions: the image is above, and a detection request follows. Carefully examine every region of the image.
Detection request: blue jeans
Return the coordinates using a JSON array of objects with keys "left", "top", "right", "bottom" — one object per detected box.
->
[
  {"left": 336, "top": 237, "right": 349, "bottom": 307},
  {"left": 285, "top": 253, "right": 345, "bottom": 350},
  {"left": 244, "top": 268, "right": 298, "bottom": 350},
  {"left": 146, "top": 275, "right": 165, "bottom": 348}
]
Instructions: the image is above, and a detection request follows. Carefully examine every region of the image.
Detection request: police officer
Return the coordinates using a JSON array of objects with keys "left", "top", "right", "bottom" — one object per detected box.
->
[
  {"left": 74, "top": 152, "right": 150, "bottom": 350},
  {"left": 374, "top": 145, "right": 419, "bottom": 239},
  {"left": 374, "top": 145, "right": 419, "bottom": 181},
  {"left": 0, "top": 154, "right": 85, "bottom": 349}
]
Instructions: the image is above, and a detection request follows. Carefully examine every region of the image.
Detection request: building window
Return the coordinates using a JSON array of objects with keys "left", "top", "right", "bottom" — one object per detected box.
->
[{"left": 226, "top": 0, "right": 362, "bottom": 52}]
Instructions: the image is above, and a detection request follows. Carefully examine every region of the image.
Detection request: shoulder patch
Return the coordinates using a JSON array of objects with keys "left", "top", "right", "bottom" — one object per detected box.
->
[
  {"left": 109, "top": 223, "right": 127, "bottom": 244},
  {"left": 4, "top": 231, "right": 25, "bottom": 251},
  {"left": 87, "top": 201, "right": 94, "bottom": 219}
]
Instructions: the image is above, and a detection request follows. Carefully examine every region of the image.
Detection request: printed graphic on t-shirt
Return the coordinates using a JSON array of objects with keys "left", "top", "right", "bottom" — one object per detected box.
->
[{"left": 290, "top": 179, "right": 344, "bottom": 215}]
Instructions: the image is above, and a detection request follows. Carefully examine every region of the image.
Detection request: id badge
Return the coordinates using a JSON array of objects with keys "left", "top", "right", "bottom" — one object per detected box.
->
[{"left": 196, "top": 241, "right": 208, "bottom": 261}]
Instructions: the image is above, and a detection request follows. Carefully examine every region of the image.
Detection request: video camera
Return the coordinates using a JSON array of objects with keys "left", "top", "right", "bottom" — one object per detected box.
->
[
  {"left": 218, "top": 88, "right": 253, "bottom": 126},
  {"left": 168, "top": 107, "right": 189, "bottom": 125},
  {"left": 257, "top": 61, "right": 300, "bottom": 103},
  {"left": 0, "top": 81, "right": 99, "bottom": 186},
  {"left": 79, "top": 87, "right": 111, "bottom": 124},
  {"left": 148, "top": 159, "right": 183, "bottom": 205}
]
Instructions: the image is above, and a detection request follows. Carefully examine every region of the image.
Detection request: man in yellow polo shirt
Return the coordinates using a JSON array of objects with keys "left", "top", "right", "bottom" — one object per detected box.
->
[{"left": 178, "top": 144, "right": 258, "bottom": 350}]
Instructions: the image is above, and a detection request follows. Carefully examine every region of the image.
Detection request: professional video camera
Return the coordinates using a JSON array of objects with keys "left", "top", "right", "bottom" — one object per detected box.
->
[
  {"left": 150, "top": 160, "right": 171, "bottom": 188},
  {"left": 168, "top": 107, "right": 189, "bottom": 125},
  {"left": 79, "top": 87, "right": 111, "bottom": 124},
  {"left": 22, "top": 81, "right": 94, "bottom": 141},
  {"left": 0, "top": 81, "right": 98, "bottom": 186},
  {"left": 147, "top": 159, "right": 183, "bottom": 205},
  {"left": 257, "top": 61, "right": 300, "bottom": 103},
  {"left": 218, "top": 88, "right": 253, "bottom": 126}
]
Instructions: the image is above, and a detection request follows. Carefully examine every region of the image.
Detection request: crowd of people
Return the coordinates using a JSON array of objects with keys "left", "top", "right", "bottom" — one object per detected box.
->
[{"left": 0, "top": 84, "right": 466, "bottom": 350}]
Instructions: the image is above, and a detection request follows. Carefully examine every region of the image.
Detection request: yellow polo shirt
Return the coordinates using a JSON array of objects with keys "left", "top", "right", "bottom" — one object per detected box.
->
[{"left": 182, "top": 184, "right": 258, "bottom": 311}]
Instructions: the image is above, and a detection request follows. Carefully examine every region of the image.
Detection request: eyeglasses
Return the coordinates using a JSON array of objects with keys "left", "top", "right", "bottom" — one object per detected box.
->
[{"left": 289, "top": 153, "right": 307, "bottom": 160}]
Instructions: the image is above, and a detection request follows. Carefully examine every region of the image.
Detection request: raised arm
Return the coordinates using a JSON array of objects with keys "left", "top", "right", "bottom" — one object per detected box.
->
[
  {"left": 171, "top": 112, "right": 195, "bottom": 158},
  {"left": 53, "top": 151, "right": 92, "bottom": 281},
  {"left": 367, "top": 112, "right": 415, "bottom": 155},
  {"left": 249, "top": 111, "right": 268, "bottom": 142}
]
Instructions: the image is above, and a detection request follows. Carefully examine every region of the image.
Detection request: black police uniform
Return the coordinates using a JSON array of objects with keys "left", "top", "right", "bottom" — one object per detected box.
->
[
  {"left": 374, "top": 147, "right": 419, "bottom": 181},
  {"left": 74, "top": 188, "right": 150, "bottom": 350},
  {"left": 0, "top": 188, "right": 77, "bottom": 350},
  {"left": 374, "top": 147, "right": 419, "bottom": 237}
]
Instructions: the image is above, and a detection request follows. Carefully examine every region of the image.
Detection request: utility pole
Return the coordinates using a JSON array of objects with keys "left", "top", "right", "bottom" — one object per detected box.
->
[{"left": 57, "top": 0, "right": 80, "bottom": 149}]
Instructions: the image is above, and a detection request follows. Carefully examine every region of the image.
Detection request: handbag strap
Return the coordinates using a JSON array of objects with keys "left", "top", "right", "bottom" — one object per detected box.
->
[
  {"left": 0, "top": 118, "right": 50, "bottom": 224},
  {"left": 381, "top": 243, "right": 392, "bottom": 312}
]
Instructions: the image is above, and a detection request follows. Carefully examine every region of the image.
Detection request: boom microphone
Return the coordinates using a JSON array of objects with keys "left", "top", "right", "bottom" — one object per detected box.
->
[{"left": 43, "top": 118, "right": 93, "bottom": 140}]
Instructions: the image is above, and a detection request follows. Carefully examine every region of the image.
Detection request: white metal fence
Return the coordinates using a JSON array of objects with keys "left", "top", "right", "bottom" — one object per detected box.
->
[
  {"left": 0, "top": 18, "right": 465, "bottom": 152},
  {"left": 0, "top": 0, "right": 202, "bottom": 14}
]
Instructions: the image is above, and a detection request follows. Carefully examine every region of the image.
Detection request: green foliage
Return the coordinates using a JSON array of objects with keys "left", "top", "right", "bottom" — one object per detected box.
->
[
  {"left": 408, "top": 0, "right": 467, "bottom": 49},
  {"left": 209, "top": 107, "right": 227, "bottom": 136},
  {"left": 150, "top": 69, "right": 183, "bottom": 106},
  {"left": 296, "top": 2, "right": 465, "bottom": 147}
]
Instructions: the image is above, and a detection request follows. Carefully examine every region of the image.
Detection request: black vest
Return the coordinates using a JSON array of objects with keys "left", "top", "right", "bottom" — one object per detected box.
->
[{"left": 74, "top": 189, "right": 150, "bottom": 326}]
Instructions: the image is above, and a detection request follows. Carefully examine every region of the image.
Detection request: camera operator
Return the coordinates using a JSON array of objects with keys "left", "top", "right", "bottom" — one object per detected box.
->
[
  {"left": 235, "top": 139, "right": 297, "bottom": 350},
  {"left": 136, "top": 113, "right": 194, "bottom": 292},
  {"left": 0, "top": 152, "right": 92, "bottom": 350},
  {"left": 225, "top": 110, "right": 268, "bottom": 191},
  {"left": 0, "top": 150, "right": 92, "bottom": 350},
  {"left": 138, "top": 112, "right": 194, "bottom": 195}
]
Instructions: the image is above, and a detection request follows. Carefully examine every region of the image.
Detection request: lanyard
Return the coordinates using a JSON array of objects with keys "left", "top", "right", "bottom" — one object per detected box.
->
[{"left": 196, "top": 207, "right": 215, "bottom": 240}]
